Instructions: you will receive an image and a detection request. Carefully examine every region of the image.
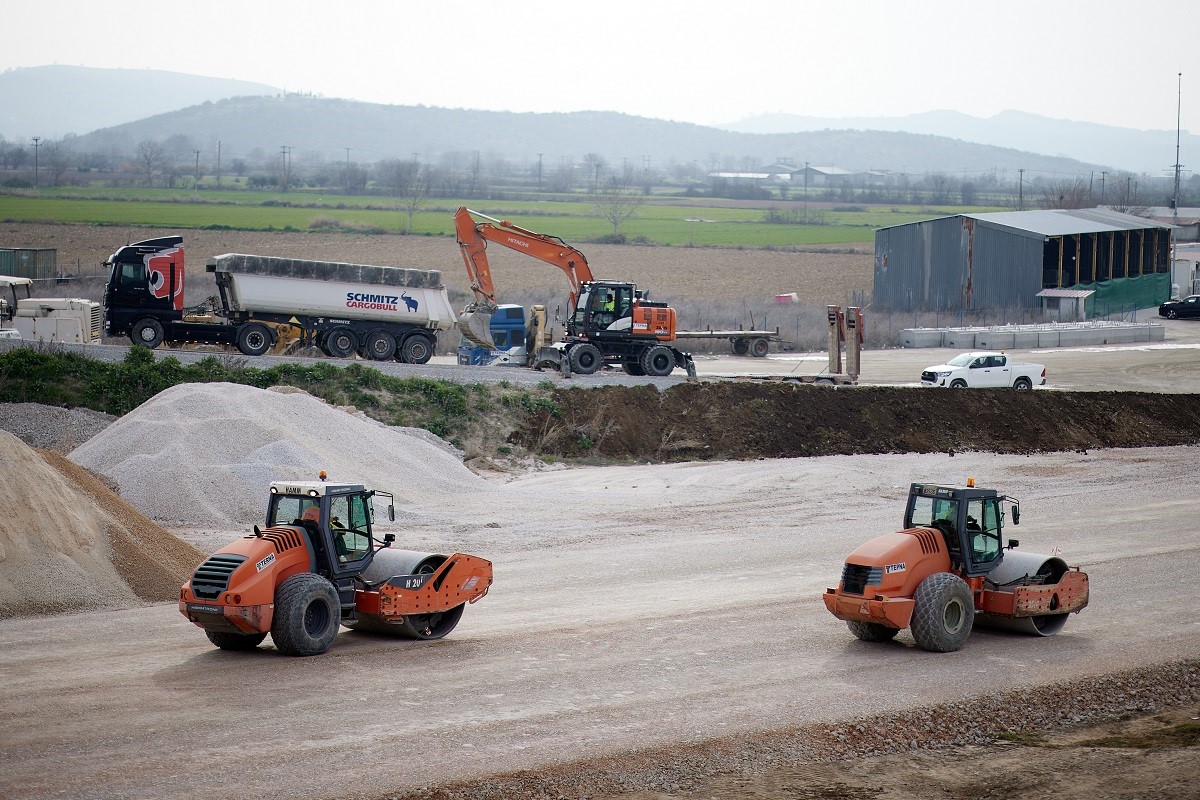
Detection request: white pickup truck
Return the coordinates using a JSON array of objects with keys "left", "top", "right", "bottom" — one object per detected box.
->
[{"left": 920, "top": 351, "right": 1046, "bottom": 389}]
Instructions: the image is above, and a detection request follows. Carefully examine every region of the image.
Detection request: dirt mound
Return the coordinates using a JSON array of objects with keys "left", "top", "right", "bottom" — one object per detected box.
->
[
  {"left": 0, "top": 430, "right": 204, "bottom": 618},
  {"left": 514, "top": 383, "right": 1200, "bottom": 460},
  {"left": 0, "top": 403, "right": 116, "bottom": 453}
]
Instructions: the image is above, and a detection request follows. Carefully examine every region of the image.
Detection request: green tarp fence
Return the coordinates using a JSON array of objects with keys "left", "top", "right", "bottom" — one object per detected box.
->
[{"left": 1070, "top": 273, "right": 1170, "bottom": 318}]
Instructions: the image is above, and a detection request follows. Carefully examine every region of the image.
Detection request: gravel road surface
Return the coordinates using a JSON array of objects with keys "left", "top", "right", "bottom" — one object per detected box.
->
[{"left": 1, "top": 446, "right": 1197, "bottom": 800}]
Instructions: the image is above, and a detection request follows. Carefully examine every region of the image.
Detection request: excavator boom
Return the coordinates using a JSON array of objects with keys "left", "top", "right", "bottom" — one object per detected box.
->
[{"left": 454, "top": 206, "right": 594, "bottom": 348}]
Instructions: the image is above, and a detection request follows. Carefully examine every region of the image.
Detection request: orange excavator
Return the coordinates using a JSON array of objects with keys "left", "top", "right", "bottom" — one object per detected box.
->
[{"left": 455, "top": 207, "right": 696, "bottom": 377}]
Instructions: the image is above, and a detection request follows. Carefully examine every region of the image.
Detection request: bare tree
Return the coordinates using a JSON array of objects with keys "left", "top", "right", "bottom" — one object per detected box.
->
[
  {"left": 1108, "top": 174, "right": 1149, "bottom": 215},
  {"left": 375, "top": 158, "right": 419, "bottom": 196},
  {"left": 396, "top": 164, "right": 432, "bottom": 234},
  {"left": 1040, "top": 178, "right": 1091, "bottom": 209},
  {"left": 135, "top": 140, "right": 167, "bottom": 187},
  {"left": 582, "top": 153, "right": 606, "bottom": 193},
  {"left": 592, "top": 178, "right": 645, "bottom": 240},
  {"left": 43, "top": 138, "right": 74, "bottom": 187}
]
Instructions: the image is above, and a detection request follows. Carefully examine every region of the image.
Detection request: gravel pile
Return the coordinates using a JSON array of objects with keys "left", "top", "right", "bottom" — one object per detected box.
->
[
  {"left": 69, "top": 382, "right": 488, "bottom": 528},
  {"left": 382, "top": 659, "right": 1200, "bottom": 800},
  {"left": 0, "top": 403, "right": 116, "bottom": 453},
  {"left": 0, "top": 429, "right": 203, "bottom": 617}
]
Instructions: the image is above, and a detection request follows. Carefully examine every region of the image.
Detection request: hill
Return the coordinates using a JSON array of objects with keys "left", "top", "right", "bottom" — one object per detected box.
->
[
  {"left": 68, "top": 94, "right": 1108, "bottom": 176},
  {"left": 0, "top": 65, "right": 279, "bottom": 140},
  {"left": 719, "top": 109, "right": 1196, "bottom": 174}
]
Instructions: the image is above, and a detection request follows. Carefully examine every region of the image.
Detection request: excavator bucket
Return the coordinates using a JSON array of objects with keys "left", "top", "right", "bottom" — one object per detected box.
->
[{"left": 457, "top": 304, "right": 496, "bottom": 348}]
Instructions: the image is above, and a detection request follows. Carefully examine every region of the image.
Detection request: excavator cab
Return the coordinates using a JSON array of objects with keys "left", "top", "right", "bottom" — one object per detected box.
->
[{"left": 575, "top": 281, "right": 635, "bottom": 335}]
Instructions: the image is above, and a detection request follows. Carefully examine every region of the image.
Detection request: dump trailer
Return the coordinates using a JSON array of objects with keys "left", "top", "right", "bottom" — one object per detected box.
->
[
  {"left": 823, "top": 479, "right": 1088, "bottom": 652},
  {"left": 0, "top": 275, "right": 102, "bottom": 344},
  {"left": 179, "top": 473, "right": 493, "bottom": 656},
  {"left": 104, "top": 236, "right": 455, "bottom": 362}
]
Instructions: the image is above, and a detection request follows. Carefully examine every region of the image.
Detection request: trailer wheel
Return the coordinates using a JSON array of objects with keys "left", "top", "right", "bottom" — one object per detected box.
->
[
  {"left": 846, "top": 620, "right": 900, "bottom": 643},
  {"left": 205, "top": 630, "right": 268, "bottom": 651},
  {"left": 1013, "top": 377, "right": 1033, "bottom": 390},
  {"left": 399, "top": 335, "right": 433, "bottom": 364},
  {"left": 363, "top": 330, "right": 397, "bottom": 360},
  {"left": 568, "top": 343, "right": 602, "bottom": 374},
  {"left": 324, "top": 328, "right": 358, "bottom": 358},
  {"left": 270, "top": 573, "right": 341, "bottom": 656},
  {"left": 750, "top": 337, "right": 770, "bottom": 357},
  {"left": 911, "top": 572, "right": 975, "bottom": 653},
  {"left": 236, "top": 323, "right": 272, "bottom": 356},
  {"left": 639, "top": 344, "right": 675, "bottom": 376},
  {"left": 732, "top": 338, "right": 750, "bottom": 355},
  {"left": 130, "top": 318, "right": 164, "bottom": 349}
]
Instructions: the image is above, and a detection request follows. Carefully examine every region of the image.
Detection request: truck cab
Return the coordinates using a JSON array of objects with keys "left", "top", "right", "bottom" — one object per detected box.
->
[
  {"left": 102, "top": 236, "right": 187, "bottom": 346},
  {"left": 457, "top": 303, "right": 528, "bottom": 365}
]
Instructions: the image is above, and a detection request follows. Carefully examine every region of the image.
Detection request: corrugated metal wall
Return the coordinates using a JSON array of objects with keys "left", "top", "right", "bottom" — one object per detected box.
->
[
  {"left": 0, "top": 249, "right": 57, "bottom": 280},
  {"left": 875, "top": 217, "right": 1122, "bottom": 311}
]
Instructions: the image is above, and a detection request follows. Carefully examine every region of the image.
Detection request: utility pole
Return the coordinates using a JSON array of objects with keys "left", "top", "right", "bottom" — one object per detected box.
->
[
  {"left": 536, "top": 153, "right": 543, "bottom": 191},
  {"left": 1018, "top": 168, "right": 1026, "bottom": 211},
  {"left": 30, "top": 137, "right": 40, "bottom": 189},
  {"left": 1099, "top": 170, "right": 1108, "bottom": 205},
  {"left": 1172, "top": 71, "right": 1184, "bottom": 225},
  {"left": 193, "top": 150, "right": 201, "bottom": 188},
  {"left": 216, "top": 141, "right": 222, "bottom": 188}
]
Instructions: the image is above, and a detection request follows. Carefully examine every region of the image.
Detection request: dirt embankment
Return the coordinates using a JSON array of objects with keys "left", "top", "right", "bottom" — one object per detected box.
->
[{"left": 514, "top": 383, "right": 1200, "bottom": 461}]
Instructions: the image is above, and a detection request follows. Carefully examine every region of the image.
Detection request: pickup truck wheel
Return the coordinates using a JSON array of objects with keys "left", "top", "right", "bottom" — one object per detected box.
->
[
  {"left": 732, "top": 338, "right": 750, "bottom": 355},
  {"left": 363, "top": 330, "right": 396, "bottom": 360},
  {"left": 639, "top": 344, "right": 675, "bottom": 377},
  {"left": 271, "top": 573, "right": 341, "bottom": 656},
  {"left": 750, "top": 337, "right": 770, "bottom": 357},
  {"left": 324, "top": 328, "right": 358, "bottom": 358},
  {"left": 568, "top": 343, "right": 602, "bottom": 374},
  {"left": 399, "top": 335, "right": 433, "bottom": 364},
  {"left": 949, "top": 379, "right": 968, "bottom": 388},
  {"left": 236, "top": 323, "right": 272, "bottom": 356},
  {"left": 130, "top": 318, "right": 164, "bottom": 349},
  {"left": 846, "top": 620, "right": 900, "bottom": 643},
  {"left": 911, "top": 572, "right": 975, "bottom": 653},
  {"left": 1013, "top": 377, "right": 1033, "bottom": 390},
  {"left": 205, "top": 630, "right": 268, "bottom": 651}
]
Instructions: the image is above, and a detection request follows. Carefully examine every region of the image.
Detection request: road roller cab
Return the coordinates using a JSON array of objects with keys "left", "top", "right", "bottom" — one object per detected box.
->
[
  {"left": 179, "top": 473, "right": 493, "bottom": 656},
  {"left": 823, "top": 479, "right": 1089, "bottom": 652}
]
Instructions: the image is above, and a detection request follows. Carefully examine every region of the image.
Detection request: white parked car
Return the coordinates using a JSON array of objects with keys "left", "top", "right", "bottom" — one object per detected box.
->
[{"left": 921, "top": 351, "right": 1046, "bottom": 389}]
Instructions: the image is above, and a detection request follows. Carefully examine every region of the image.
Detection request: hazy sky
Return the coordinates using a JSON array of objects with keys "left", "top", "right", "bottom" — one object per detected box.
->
[{"left": 4, "top": 0, "right": 1196, "bottom": 132}]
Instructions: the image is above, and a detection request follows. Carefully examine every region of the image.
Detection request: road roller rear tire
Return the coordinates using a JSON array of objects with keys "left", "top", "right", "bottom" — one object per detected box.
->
[
  {"left": 846, "top": 620, "right": 900, "bottom": 643},
  {"left": 911, "top": 572, "right": 975, "bottom": 653},
  {"left": 205, "top": 631, "right": 268, "bottom": 651}
]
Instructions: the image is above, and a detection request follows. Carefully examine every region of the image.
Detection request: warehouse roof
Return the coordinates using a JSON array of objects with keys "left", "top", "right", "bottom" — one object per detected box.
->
[
  {"left": 877, "top": 208, "right": 1176, "bottom": 240},
  {"left": 967, "top": 208, "right": 1175, "bottom": 237}
]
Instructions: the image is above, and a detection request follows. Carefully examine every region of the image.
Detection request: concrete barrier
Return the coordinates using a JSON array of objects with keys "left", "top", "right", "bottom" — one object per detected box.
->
[{"left": 899, "top": 323, "right": 1165, "bottom": 349}]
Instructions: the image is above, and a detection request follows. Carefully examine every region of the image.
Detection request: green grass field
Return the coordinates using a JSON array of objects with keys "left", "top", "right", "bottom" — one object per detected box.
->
[{"left": 0, "top": 189, "right": 1003, "bottom": 247}]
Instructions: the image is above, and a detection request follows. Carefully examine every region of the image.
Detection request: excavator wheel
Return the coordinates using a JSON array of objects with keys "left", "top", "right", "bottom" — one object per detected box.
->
[
  {"left": 910, "top": 572, "right": 975, "bottom": 653},
  {"left": 270, "top": 573, "right": 341, "bottom": 656},
  {"left": 639, "top": 344, "right": 675, "bottom": 377},
  {"left": 622, "top": 360, "right": 646, "bottom": 376},
  {"left": 846, "top": 620, "right": 899, "bottom": 643},
  {"left": 568, "top": 343, "right": 602, "bottom": 375},
  {"left": 206, "top": 630, "right": 269, "bottom": 651}
]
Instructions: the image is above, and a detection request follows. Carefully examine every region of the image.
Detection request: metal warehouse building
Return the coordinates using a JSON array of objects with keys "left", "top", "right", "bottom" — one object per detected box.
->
[{"left": 873, "top": 209, "right": 1174, "bottom": 315}]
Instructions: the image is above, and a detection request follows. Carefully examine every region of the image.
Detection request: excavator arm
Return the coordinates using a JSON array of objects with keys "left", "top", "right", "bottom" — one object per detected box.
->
[{"left": 455, "top": 206, "right": 594, "bottom": 347}]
